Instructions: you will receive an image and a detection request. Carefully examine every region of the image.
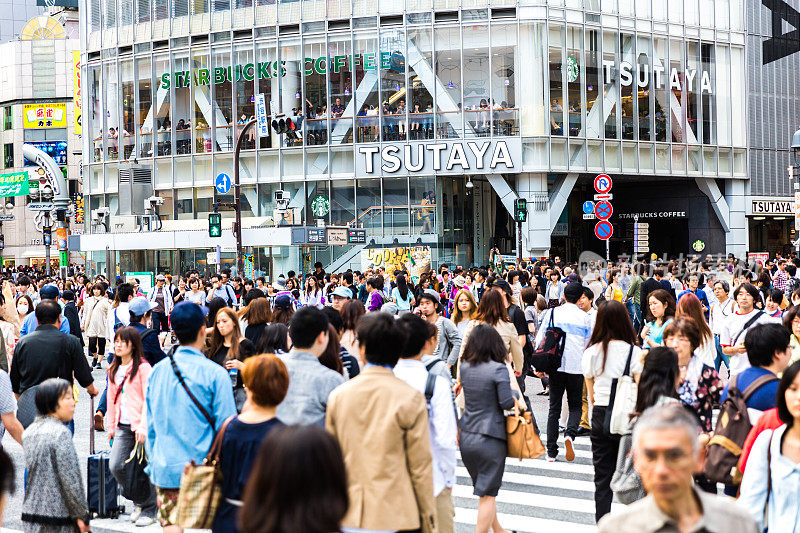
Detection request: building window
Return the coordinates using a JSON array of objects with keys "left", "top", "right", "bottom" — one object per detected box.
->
[
  {"left": 2, "top": 107, "right": 11, "bottom": 130},
  {"left": 3, "top": 144, "right": 13, "bottom": 169}
]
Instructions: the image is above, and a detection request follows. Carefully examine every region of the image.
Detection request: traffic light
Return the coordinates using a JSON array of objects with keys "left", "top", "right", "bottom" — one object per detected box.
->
[
  {"left": 0, "top": 235, "right": 5, "bottom": 250},
  {"left": 514, "top": 198, "right": 527, "bottom": 223},
  {"left": 208, "top": 212, "right": 222, "bottom": 238},
  {"left": 270, "top": 114, "right": 299, "bottom": 140}
]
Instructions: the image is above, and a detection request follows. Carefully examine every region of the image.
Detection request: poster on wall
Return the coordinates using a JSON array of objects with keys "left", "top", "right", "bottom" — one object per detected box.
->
[
  {"left": 747, "top": 252, "right": 770, "bottom": 267},
  {"left": 0, "top": 171, "right": 30, "bottom": 197},
  {"left": 360, "top": 246, "right": 431, "bottom": 284}
]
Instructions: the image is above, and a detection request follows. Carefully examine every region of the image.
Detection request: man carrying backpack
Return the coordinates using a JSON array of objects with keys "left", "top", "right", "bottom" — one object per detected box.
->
[
  {"left": 705, "top": 323, "right": 791, "bottom": 493},
  {"left": 206, "top": 274, "right": 237, "bottom": 307}
]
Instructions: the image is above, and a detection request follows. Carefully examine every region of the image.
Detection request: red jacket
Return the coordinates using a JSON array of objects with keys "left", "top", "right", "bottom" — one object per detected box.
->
[{"left": 738, "top": 407, "right": 783, "bottom": 473}]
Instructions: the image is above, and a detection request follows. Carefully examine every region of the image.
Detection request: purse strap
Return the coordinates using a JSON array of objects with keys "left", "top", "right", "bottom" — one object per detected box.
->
[
  {"left": 205, "top": 415, "right": 236, "bottom": 466},
  {"left": 169, "top": 353, "right": 215, "bottom": 429},
  {"left": 622, "top": 345, "right": 634, "bottom": 377}
]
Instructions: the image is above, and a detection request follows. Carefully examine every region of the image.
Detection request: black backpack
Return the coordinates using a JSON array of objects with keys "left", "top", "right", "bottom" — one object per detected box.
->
[{"left": 529, "top": 309, "right": 566, "bottom": 374}]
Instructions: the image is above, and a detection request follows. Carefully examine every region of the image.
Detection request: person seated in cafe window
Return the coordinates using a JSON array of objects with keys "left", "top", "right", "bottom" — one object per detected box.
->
[
  {"left": 551, "top": 99, "right": 563, "bottom": 112},
  {"left": 332, "top": 97, "right": 345, "bottom": 118}
]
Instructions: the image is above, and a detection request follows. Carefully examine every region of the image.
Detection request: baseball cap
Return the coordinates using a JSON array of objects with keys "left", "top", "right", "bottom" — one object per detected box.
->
[
  {"left": 274, "top": 294, "right": 292, "bottom": 310},
  {"left": 419, "top": 288, "right": 441, "bottom": 305},
  {"left": 170, "top": 302, "right": 206, "bottom": 341},
  {"left": 492, "top": 279, "right": 512, "bottom": 295},
  {"left": 453, "top": 275, "right": 466, "bottom": 288},
  {"left": 39, "top": 285, "right": 60, "bottom": 300},
  {"left": 156, "top": 274, "right": 166, "bottom": 281},
  {"left": 332, "top": 286, "right": 352, "bottom": 299},
  {"left": 129, "top": 296, "right": 157, "bottom": 316}
]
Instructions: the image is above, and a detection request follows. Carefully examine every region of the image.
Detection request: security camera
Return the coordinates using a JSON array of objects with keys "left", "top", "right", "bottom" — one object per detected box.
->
[
  {"left": 144, "top": 196, "right": 164, "bottom": 211},
  {"left": 275, "top": 190, "right": 290, "bottom": 210}
]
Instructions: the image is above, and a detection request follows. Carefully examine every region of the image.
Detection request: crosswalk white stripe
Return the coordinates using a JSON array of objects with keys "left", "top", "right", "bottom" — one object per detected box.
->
[
  {"left": 455, "top": 466, "right": 596, "bottom": 492},
  {"left": 453, "top": 484, "right": 623, "bottom": 515},
  {"left": 454, "top": 507, "right": 598, "bottom": 533},
  {"left": 457, "top": 453, "right": 596, "bottom": 475}
]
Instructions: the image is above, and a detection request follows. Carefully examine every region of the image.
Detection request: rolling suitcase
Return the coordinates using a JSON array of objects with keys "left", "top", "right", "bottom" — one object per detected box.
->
[{"left": 87, "top": 396, "right": 122, "bottom": 518}]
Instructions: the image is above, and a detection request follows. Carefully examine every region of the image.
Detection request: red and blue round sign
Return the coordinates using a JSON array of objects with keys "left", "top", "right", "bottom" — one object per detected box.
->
[
  {"left": 594, "top": 174, "right": 612, "bottom": 194},
  {"left": 594, "top": 201, "right": 613, "bottom": 220},
  {"left": 594, "top": 220, "right": 613, "bottom": 240}
]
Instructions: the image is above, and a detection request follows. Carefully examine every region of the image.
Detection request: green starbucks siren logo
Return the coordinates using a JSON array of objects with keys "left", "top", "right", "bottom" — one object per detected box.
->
[
  {"left": 311, "top": 194, "right": 330, "bottom": 218},
  {"left": 566, "top": 56, "right": 579, "bottom": 83}
]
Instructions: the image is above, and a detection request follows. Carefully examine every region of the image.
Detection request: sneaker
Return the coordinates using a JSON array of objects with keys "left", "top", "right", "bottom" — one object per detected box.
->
[
  {"left": 130, "top": 507, "right": 142, "bottom": 523},
  {"left": 565, "top": 436, "right": 575, "bottom": 462},
  {"left": 93, "top": 411, "right": 105, "bottom": 432},
  {"left": 546, "top": 455, "right": 557, "bottom": 462},
  {"left": 576, "top": 426, "right": 591, "bottom": 437},
  {"left": 135, "top": 516, "right": 156, "bottom": 527}
]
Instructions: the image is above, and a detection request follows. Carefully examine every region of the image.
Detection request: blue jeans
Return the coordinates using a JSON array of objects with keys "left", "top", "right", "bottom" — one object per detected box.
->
[
  {"left": 713, "top": 335, "right": 730, "bottom": 372},
  {"left": 626, "top": 300, "right": 642, "bottom": 332},
  {"left": 97, "top": 375, "right": 108, "bottom": 415}
]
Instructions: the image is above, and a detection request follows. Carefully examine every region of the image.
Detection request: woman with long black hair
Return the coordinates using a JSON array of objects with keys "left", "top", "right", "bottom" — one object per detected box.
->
[
  {"left": 581, "top": 300, "right": 642, "bottom": 522},
  {"left": 391, "top": 273, "right": 415, "bottom": 313}
]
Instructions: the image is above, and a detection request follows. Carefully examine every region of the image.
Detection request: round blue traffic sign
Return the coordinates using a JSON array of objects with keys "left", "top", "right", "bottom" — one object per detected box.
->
[
  {"left": 215, "top": 173, "right": 232, "bottom": 194},
  {"left": 582, "top": 201, "right": 595, "bottom": 214},
  {"left": 594, "top": 220, "right": 613, "bottom": 240},
  {"left": 594, "top": 201, "right": 613, "bottom": 220}
]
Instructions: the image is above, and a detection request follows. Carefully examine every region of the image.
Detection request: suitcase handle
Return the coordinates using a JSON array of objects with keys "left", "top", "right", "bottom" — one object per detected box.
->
[{"left": 89, "top": 394, "right": 95, "bottom": 455}]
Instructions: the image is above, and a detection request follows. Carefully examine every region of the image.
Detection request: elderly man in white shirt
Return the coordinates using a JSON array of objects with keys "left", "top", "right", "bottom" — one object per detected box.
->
[
  {"left": 395, "top": 313, "right": 458, "bottom": 533},
  {"left": 535, "top": 282, "right": 593, "bottom": 462}
]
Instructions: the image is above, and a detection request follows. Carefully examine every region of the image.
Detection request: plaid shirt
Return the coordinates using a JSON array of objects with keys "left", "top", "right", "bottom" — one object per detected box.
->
[{"left": 773, "top": 269, "right": 788, "bottom": 291}]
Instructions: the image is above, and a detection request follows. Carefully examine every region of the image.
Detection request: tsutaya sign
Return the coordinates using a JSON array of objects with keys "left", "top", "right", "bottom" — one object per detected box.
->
[
  {"left": 605, "top": 61, "right": 714, "bottom": 95},
  {"left": 356, "top": 139, "right": 522, "bottom": 177}
]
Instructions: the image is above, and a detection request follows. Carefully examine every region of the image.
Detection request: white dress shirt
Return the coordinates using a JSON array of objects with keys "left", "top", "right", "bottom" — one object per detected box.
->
[
  {"left": 393, "top": 358, "right": 457, "bottom": 497},
  {"left": 534, "top": 303, "right": 593, "bottom": 374}
]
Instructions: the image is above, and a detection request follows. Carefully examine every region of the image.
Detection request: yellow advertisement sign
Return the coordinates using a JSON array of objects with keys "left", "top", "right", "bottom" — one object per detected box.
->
[
  {"left": 22, "top": 103, "right": 67, "bottom": 129},
  {"left": 72, "top": 51, "right": 82, "bottom": 135},
  {"left": 360, "top": 246, "right": 431, "bottom": 284}
]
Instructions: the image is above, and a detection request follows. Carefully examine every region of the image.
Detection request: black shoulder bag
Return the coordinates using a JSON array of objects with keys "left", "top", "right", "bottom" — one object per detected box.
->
[{"left": 529, "top": 309, "right": 566, "bottom": 374}]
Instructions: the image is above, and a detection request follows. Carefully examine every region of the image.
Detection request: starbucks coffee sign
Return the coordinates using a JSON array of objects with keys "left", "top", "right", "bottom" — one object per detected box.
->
[{"left": 356, "top": 139, "right": 522, "bottom": 177}]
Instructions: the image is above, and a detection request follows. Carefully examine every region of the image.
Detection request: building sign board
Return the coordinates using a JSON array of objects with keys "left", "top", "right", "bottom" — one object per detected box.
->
[
  {"left": 22, "top": 103, "right": 67, "bottom": 129},
  {"left": 0, "top": 172, "right": 30, "bottom": 197},
  {"left": 618, "top": 211, "right": 688, "bottom": 219},
  {"left": 72, "top": 51, "right": 82, "bottom": 135},
  {"left": 326, "top": 227, "right": 348, "bottom": 246},
  {"left": 750, "top": 200, "right": 793, "bottom": 215},
  {"left": 356, "top": 139, "right": 521, "bottom": 176}
]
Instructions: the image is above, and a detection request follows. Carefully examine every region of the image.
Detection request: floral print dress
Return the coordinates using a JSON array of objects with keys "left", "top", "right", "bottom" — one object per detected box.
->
[{"left": 678, "top": 360, "right": 722, "bottom": 432}]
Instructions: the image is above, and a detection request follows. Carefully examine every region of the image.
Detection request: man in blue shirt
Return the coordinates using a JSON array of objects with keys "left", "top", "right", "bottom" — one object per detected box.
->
[
  {"left": 145, "top": 302, "right": 236, "bottom": 529},
  {"left": 19, "top": 285, "right": 70, "bottom": 336},
  {"left": 720, "top": 323, "right": 791, "bottom": 414},
  {"left": 678, "top": 274, "right": 710, "bottom": 316}
]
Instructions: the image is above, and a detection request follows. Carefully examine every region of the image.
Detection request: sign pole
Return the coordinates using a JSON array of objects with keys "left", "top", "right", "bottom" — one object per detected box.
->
[
  {"left": 234, "top": 119, "right": 257, "bottom": 275},
  {"left": 517, "top": 220, "right": 522, "bottom": 264},
  {"left": 44, "top": 212, "right": 51, "bottom": 276},
  {"left": 606, "top": 237, "right": 610, "bottom": 263}
]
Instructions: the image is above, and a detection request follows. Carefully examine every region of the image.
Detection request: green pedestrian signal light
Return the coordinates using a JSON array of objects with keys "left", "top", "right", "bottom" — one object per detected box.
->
[
  {"left": 514, "top": 198, "right": 527, "bottom": 223},
  {"left": 208, "top": 212, "right": 222, "bottom": 238}
]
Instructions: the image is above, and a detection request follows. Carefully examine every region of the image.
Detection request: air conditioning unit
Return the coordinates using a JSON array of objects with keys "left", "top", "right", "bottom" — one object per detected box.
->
[{"left": 118, "top": 163, "right": 154, "bottom": 215}]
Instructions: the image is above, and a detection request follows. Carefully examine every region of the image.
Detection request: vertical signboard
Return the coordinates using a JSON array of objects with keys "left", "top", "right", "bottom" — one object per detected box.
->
[
  {"left": 72, "top": 51, "right": 82, "bottom": 135},
  {"left": 255, "top": 94, "right": 269, "bottom": 137}
]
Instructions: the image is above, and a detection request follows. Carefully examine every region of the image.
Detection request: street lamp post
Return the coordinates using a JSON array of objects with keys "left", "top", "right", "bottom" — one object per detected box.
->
[{"left": 791, "top": 126, "right": 800, "bottom": 257}]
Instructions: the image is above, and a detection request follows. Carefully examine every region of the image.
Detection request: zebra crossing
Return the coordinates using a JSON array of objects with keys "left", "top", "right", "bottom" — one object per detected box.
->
[{"left": 453, "top": 434, "right": 618, "bottom": 533}]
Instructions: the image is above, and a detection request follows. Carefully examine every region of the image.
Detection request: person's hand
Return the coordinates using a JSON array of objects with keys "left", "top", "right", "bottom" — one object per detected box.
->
[
  {"left": 86, "top": 384, "right": 99, "bottom": 397},
  {"left": 533, "top": 370, "right": 544, "bottom": 378},
  {"left": 514, "top": 369, "right": 522, "bottom": 377},
  {"left": 135, "top": 429, "right": 146, "bottom": 444},
  {"left": 77, "top": 518, "right": 91, "bottom": 532},
  {"left": 224, "top": 359, "right": 243, "bottom": 370},
  {"left": 734, "top": 343, "right": 747, "bottom": 354}
]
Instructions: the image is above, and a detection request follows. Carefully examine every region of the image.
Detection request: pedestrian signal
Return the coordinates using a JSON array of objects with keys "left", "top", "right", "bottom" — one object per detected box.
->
[
  {"left": 208, "top": 212, "right": 222, "bottom": 238},
  {"left": 514, "top": 198, "right": 527, "bottom": 223}
]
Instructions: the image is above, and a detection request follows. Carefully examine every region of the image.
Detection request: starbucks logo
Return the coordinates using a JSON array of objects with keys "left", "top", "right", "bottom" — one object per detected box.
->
[
  {"left": 566, "top": 56, "right": 579, "bottom": 83},
  {"left": 311, "top": 194, "right": 330, "bottom": 218}
]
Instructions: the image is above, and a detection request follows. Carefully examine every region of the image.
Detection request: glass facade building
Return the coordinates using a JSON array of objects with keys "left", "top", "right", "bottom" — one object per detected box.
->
[{"left": 80, "top": 0, "right": 751, "bottom": 274}]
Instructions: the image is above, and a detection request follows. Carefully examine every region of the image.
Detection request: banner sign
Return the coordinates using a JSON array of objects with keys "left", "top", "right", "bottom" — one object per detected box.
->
[
  {"left": 72, "top": 51, "right": 82, "bottom": 135},
  {"left": 0, "top": 172, "right": 30, "bottom": 197},
  {"left": 360, "top": 246, "right": 431, "bottom": 284},
  {"left": 23, "top": 103, "right": 67, "bottom": 129}
]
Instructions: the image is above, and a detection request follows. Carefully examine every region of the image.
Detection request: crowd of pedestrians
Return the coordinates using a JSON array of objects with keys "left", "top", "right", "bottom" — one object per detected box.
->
[{"left": 0, "top": 254, "right": 798, "bottom": 532}]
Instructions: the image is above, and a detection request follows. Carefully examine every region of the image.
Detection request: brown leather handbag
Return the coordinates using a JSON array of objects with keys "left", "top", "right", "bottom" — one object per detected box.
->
[{"left": 506, "top": 407, "right": 545, "bottom": 460}]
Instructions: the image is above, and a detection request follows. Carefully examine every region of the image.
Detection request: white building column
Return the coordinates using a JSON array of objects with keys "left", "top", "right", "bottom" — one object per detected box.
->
[
  {"left": 724, "top": 178, "right": 748, "bottom": 256},
  {"left": 516, "top": 173, "right": 551, "bottom": 257}
]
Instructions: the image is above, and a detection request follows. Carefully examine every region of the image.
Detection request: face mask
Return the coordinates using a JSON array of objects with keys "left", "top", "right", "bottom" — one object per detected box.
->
[{"left": 17, "top": 304, "right": 28, "bottom": 315}]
